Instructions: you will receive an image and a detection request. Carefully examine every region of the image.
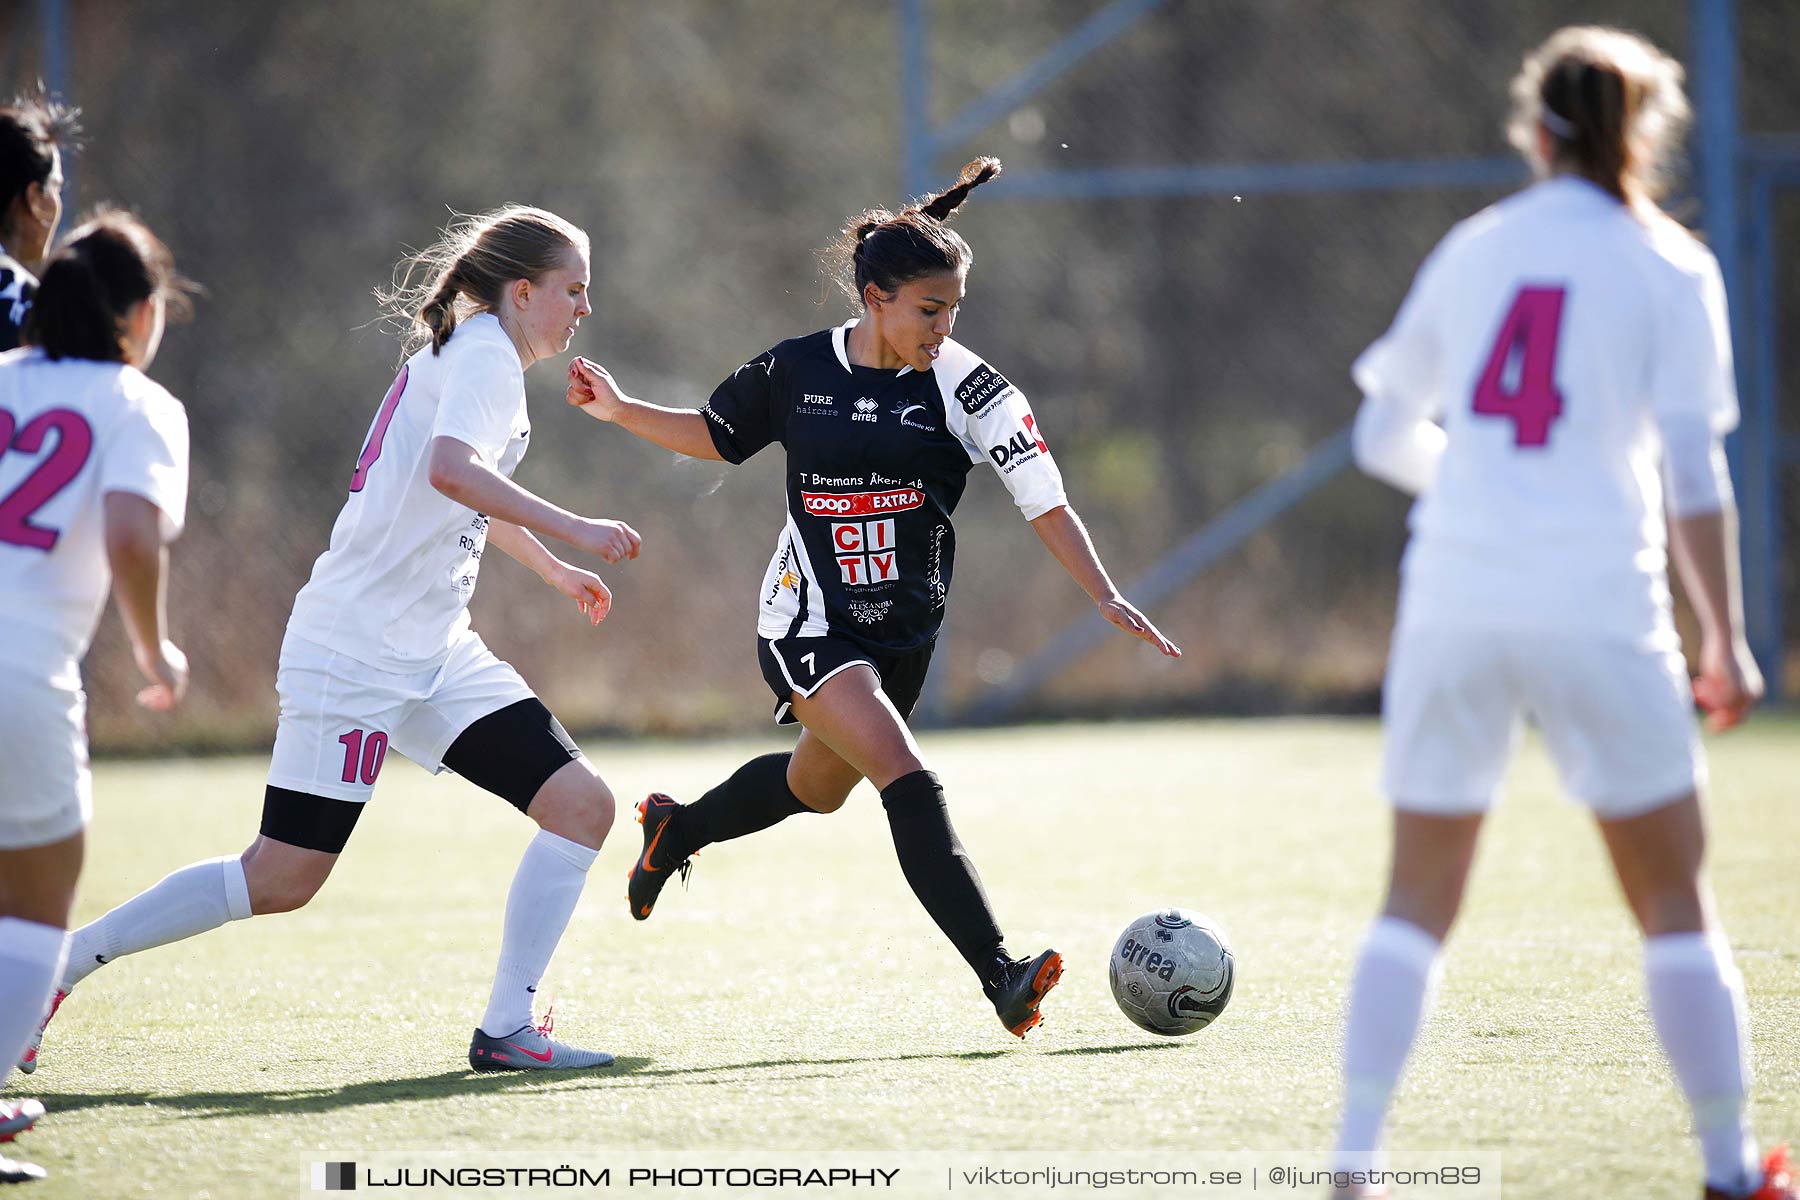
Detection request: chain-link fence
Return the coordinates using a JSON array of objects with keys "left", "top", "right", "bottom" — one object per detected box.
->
[{"left": 2, "top": 1, "right": 1794, "bottom": 753}]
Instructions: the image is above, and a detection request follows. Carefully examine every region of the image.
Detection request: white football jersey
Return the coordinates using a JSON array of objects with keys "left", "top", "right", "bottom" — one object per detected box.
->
[
  {"left": 286, "top": 314, "right": 530, "bottom": 671},
  {"left": 0, "top": 348, "right": 190, "bottom": 687},
  {"left": 1354, "top": 177, "right": 1737, "bottom": 647}
]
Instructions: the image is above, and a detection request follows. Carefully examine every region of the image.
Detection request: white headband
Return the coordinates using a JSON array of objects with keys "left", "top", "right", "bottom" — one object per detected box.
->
[{"left": 1539, "top": 106, "right": 1577, "bottom": 139}]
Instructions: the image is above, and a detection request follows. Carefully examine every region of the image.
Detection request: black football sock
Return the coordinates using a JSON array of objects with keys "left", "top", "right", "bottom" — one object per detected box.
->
[
  {"left": 880, "top": 769, "right": 1005, "bottom": 974},
  {"left": 673, "top": 752, "right": 810, "bottom": 856}
]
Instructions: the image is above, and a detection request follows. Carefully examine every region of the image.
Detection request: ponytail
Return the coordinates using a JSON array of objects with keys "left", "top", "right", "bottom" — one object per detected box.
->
[
  {"left": 1508, "top": 26, "right": 1690, "bottom": 215},
  {"left": 416, "top": 263, "right": 466, "bottom": 352},
  {"left": 916, "top": 156, "right": 1002, "bottom": 222},
  {"left": 821, "top": 157, "right": 1002, "bottom": 307}
]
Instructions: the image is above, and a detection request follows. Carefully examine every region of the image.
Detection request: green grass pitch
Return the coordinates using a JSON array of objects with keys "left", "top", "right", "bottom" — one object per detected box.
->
[{"left": 11, "top": 716, "right": 1797, "bottom": 1197}]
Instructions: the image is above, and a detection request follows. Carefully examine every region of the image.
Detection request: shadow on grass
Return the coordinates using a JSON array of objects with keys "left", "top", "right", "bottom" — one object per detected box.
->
[
  {"left": 36, "top": 1043, "right": 1179, "bottom": 1120},
  {"left": 1039, "top": 1042, "right": 1184, "bottom": 1057}
]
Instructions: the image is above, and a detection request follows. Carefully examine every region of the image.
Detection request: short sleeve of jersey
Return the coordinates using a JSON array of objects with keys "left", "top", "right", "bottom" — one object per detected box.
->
[
  {"left": 946, "top": 353, "right": 1068, "bottom": 520},
  {"left": 1351, "top": 237, "right": 1454, "bottom": 419},
  {"left": 702, "top": 348, "right": 784, "bottom": 464},
  {"left": 430, "top": 340, "right": 523, "bottom": 462},
  {"left": 101, "top": 378, "right": 190, "bottom": 540},
  {"left": 0, "top": 257, "right": 34, "bottom": 353},
  {"left": 1650, "top": 252, "right": 1739, "bottom": 435}
]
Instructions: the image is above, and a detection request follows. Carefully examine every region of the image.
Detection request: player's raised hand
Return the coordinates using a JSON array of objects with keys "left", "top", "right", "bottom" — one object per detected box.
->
[
  {"left": 1693, "top": 635, "right": 1763, "bottom": 731},
  {"left": 567, "top": 356, "right": 627, "bottom": 421},
  {"left": 1099, "top": 597, "right": 1182, "bottom": 658},
  {"left": 570, "top": 517, "right": 642, "bottom": 564},
  {"left": 548, "top": 562, "right": 612, "bottom": 626},
  {"left": 134, "top": 638, "right": 190, "bottom": 711}
]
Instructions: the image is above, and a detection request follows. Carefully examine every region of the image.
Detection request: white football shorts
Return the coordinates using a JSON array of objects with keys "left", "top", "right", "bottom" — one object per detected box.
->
[
  {"left": 0, "top": 666, "right": 92, "bottom": 848},
  {"left": 1381, "top": 626, "right": 1704, "bottom": 819},
  {"left": 266, "top": 631, "right": 536, "bottom": 803}
]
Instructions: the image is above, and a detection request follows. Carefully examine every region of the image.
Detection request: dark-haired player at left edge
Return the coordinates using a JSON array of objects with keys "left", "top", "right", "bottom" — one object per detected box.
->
[
  {"left": 567, "top": 157, "right": 1180, "bottom": 1038},
  {"left": 0, "top": 88, "right": 79, "bottom": 349}
]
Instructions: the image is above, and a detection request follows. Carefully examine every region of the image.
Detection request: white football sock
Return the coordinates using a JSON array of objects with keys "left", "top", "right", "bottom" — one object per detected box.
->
[
  {"left": 1333, "top": 916, "right": 1442, "bottom": 1172},
  {"left": 1645, "top": 931, "right": 1760, "bottom": 1195},
  {"left": 0, "top": 917, "right": 68, "bottom": 1091},
  {"left": 480, "top": 831, "right": 597, "bottom": 1038},
  {"left": 61, "top": 855, "right": 252, "bottom": 990}
]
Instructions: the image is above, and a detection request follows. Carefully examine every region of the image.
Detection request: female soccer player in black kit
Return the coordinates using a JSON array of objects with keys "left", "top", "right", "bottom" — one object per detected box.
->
[{"left": 567, "top": 158, "right": 1180, "bottom": 1037}]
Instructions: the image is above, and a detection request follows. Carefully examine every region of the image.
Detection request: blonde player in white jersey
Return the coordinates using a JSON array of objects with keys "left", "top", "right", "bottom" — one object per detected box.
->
[
  {"left": 28, "top": 206, "right": 642, "bottom": 1077},
  {"left": 0, "top": 211, "right": 192, "bottom": 1186},
  {"left": 1331, "top": 28, "right": 1793, "bottom": 1200}
]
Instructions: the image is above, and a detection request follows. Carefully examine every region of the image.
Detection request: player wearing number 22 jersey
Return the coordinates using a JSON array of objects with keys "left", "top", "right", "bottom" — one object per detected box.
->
[{"left": 0, "top": 212, "right": 189, "bottom": 1188}]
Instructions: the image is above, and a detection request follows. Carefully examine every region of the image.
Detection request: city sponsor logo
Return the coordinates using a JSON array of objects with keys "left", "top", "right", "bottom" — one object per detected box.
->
[
  {"left": 1118, "top": 937, "right": 1179, "bottom": 981},
  {"left": 954, "top": 363, "right": 1014, "bottom": 416},
  {"left": 988, "top": 414, "right": 1050, "bottom": 473},
  {"left": 851, "top": 396, "right": 880, "bottom": 423},
  {"left": 833, "top": 518, "right": 899, "bottom": 586},
  {"left": 796, "top": 392, "right": 839, "bottom": 418},
  {"left": 801, "top": 487, "right": 925, "bottom": 517}
]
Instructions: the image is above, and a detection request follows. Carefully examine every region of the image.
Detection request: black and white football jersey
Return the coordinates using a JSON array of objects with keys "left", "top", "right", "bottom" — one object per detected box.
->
[
  {"left": 703, "top": 321, "right": 1067, "bottom": 654},
  {"left": 0, "top": 250, "right": 36, "bottom": 352}
]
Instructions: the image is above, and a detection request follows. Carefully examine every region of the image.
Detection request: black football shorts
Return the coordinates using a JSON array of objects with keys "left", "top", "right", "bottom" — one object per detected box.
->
[{"left": 757, "top": 634, "right": 935, "bottom": 725}]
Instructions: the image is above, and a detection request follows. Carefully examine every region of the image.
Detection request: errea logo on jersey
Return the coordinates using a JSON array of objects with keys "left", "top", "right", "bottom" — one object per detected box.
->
[
  {"left": 852, "top": 397, "right": 880, "bottom": 423},
  {"left": 802, "top": 488, "right": 924, "bottom": 517},
  {"left": 988, "top": 414, "right": 1049, "bottom": 473},
  {"left": 833, "top": 519, "right": 899, "bottom": 586}
]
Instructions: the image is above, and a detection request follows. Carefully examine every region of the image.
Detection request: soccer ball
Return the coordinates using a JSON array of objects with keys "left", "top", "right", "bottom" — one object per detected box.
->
[{"left": 1109, "top": 909, "right": 1234, "bottom": 1036}]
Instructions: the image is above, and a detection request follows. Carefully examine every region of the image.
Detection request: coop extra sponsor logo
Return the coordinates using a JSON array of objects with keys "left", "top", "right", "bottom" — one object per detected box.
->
[
  {"left": 988, "top": 414, "right": 1049, "bottom": 473},
  {"left": 801, "top": 488, "right": 924, "bottom": 517},
  {"left": 1118, "top": 936, "right": 1178, "bottom": 981}
]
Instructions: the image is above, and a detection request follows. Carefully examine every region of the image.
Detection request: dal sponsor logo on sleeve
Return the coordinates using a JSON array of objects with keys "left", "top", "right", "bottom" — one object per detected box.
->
[{"left": 988, "top": 414, "right": 1049, "bottom": 473}]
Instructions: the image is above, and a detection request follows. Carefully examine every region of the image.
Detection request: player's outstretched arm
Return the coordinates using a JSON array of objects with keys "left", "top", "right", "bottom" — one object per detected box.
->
[
  {"left": 1029, "top": 504, "right": 1181, "bottom": 658},
  {"left": 426, "top": 436, "right": 642, "bottom": 565},
  {"left": 103, "top": 491, "right": 189, "bottom": 711},
  {"left": 565, "top": 356, "right": 724, "bottom": 461},
  {"left": 486, "top": 519, "right": 612, "bottom": 626}
]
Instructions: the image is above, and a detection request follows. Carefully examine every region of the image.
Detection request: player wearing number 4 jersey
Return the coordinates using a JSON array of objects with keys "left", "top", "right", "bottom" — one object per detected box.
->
[
  {"left": 568, "top": 158, "right": 1180, "bottom": 1038},
  {"left": 0, "top": 212, "right": 192, "bottom": 1188},
  {"left": 1332, "top": 28, "right": 1792, "bottom": 1200},
  {"left": 28, "top": 207, "right": 642, "bottom": 1079}
]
